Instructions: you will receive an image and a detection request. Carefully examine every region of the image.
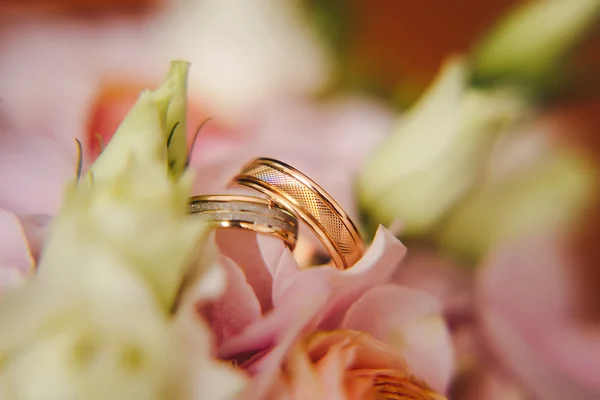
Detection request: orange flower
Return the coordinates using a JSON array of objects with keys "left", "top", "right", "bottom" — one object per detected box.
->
[{"left": 267, "top": 330, "right": 446, "bottom": 400}]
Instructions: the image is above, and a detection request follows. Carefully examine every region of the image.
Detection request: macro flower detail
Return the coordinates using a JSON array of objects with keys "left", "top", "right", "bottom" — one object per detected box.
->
[
  {"left": 268, "top": 330, "right": 447, "bottom": 400},
  {"left": 1, "top": 0, "right": 599, "bottom": 398},
  {"left": 182, "top": 225, "right": 454, "bottom": 399}
]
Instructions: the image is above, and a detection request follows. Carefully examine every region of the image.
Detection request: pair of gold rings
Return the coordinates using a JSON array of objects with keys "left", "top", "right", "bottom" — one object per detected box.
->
[{"left": 188, "top": 158, "right": 364, "bottom": 270}]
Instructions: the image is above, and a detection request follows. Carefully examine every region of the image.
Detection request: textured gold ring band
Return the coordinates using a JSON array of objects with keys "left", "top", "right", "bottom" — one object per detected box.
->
[
  {"left": 188, "top": 195, "right": 299, "bottom": 251},
  {"left": 231, "top": 158, "right": 364, "bottom": 270}
]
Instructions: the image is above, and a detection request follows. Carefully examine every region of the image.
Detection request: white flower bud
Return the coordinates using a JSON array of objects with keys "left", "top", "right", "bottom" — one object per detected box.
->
[
  {"left": 438, "top": 149, "right": 596, "bottom": 260},
  {"left": 358, "top": 58, "right": 526, "bottom": 236}
]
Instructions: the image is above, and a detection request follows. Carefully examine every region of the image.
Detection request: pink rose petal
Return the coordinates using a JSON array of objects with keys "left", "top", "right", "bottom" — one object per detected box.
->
[
  {"left": 17, "top": 214, "right": 53, "bottom": 262},
  {"left": 216, "top": 229, "right": 282, "bottom": 311},
  {"left": 342, "top": 284, "right": 454, "bottom": 392},
  {"left": 218, "top": 226, "right": 406, "bottom": 357},
  {"left": 238, "top": 282, "right": 332, "bottom": 400},
  {"left": 478, "top": 234, "right": 600, "bottom": 400},
  {"left": 0, "top": 209, "right": 35, "bottom": 292},
  {"left": 200, "top": 255, "right": 262, "bottom": 346},
  {"left": 256, "top": 233, "right": 295, "bottom": 280},
  {"left": 286, "top": 226, "right": 407, "bottom": 330},
  {"left": 217, "top": 275, "right": 330, "bottom": 359}
]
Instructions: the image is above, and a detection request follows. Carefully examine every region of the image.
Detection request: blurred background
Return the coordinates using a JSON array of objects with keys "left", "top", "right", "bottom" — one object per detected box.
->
[{"left": 1, "top": 1, "right": 599, "bottom": 397}]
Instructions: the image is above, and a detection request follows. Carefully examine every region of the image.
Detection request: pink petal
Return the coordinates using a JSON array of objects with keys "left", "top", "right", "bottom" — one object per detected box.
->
[
  {"left": 216, "top": 229, "right": 282, "bottom": 311},
  {"left": 238, "top": 282, "right": 331, "bottom": 400},
  {"left": 0, "top": 20, "right": 164, "bottom": 153},
  {"left": 217, "top": 275, "right": 330, "bottom": 359},
  {"left": 191, "top": 153, "right": 252, "bottom": 195},
  {"left": 0, "top": 209, "right": 34, "bottom": 290},
  {"left": 478, "top": 234, "right": 600, "bottom": 399},
  {"left": 218, "top": 226, "right": 406, "bottom": 358},
  {"left": 188, "top": 120, "right": 248, "bottom": 173},
  {"left": 256, "top": 233, "right": 295, "bottom": 280},
  {"left": 17, "top": 214, "right": 53, "bottom": 262},
  {"left": 255, "top": 234, "right": 302, "bottom": 307},
  {"left": 0, "top": 132, "right": 75, "bottom": 215},
  {"left": 200, "top": 255, "right": 262, "bottom": 346},
  {"left": 342, "top": 285, "right": 454, "bottom": 392},
  {"left": 279, "top": 225, "right": 407, "bottom": 330}
]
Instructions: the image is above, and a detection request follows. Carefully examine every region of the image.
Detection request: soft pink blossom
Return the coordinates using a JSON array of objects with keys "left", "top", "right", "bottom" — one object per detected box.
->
[
  {"left": 477, "top": 234, "right": 600, "bottom": 400},
  {"left": 179, "top": 226, "right": 455, "bottom": 399}
]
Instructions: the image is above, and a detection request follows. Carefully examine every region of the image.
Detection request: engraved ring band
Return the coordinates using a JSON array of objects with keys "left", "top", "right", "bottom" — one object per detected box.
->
[{"left": 231, "top": 158, "right": 364, "bottom": 270}]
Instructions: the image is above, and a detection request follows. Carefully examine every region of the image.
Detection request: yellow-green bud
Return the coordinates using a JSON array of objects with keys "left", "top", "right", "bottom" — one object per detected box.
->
[{"left": 89, "top": 61, "right": 190, "bottom": 183}]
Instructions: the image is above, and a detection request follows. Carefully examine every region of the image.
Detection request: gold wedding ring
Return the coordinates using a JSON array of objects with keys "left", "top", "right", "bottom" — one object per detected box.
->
[
  {"left": 188, "top": 195, "right": 298, "bottom": 250},
  {"left": 231, "top": 158, "right": 364, "bottom": 270}
]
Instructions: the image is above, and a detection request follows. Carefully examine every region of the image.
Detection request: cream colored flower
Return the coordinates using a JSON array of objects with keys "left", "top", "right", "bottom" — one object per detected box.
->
[
  {"left": 0, "top": 256, "right": 179, "bottom": 400},
  {"left": 0, "top": 248, "right": 245, "bottom": 400},
  {"left": 88, "top": 60, "right": 190, "bottom": 182},
  {"left": 0, "top": 61, "right": 245, "bottom": 399},
  {"left": 437, "top": 148, "right": 595, "bottom": 260},
  {"left": 39, "top": 61, "right": 203, "bottom": 310},
  {"left": 358, "top": 58, "right": 526, "bottom": 237}
]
